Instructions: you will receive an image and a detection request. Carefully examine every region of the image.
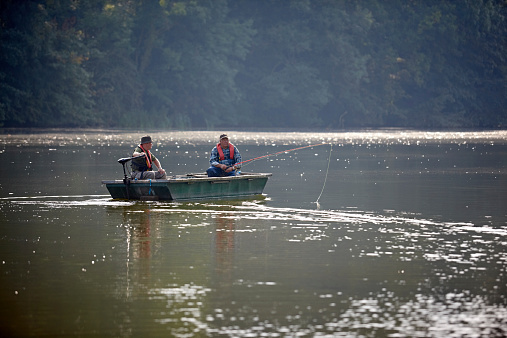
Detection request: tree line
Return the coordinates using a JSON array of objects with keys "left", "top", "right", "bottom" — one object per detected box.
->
[{"left": 1, "top": 0, "right": 506, "bottom": 129}]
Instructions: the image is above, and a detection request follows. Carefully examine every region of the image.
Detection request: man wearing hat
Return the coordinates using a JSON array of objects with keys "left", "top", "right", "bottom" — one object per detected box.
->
[
  {"left": 206, "top": 134, "right": 242, "bottom": 177},
  {"left": 131, "top": 135, "right": 167, "bottom": 179}
]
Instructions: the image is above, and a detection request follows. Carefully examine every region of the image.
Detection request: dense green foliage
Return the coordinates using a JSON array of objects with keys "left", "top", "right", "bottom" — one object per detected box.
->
[{"left": 1, "top": 0, "right": 506, "bottom": 129}]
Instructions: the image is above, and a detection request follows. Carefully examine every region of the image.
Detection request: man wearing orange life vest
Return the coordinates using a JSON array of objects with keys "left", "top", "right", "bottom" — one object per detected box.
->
[
  {"left": 131, "top": 135, "right": 167, "bottom": 180},
  {"left": 206, "top": 134, "right": 242, "bottom": 177}
]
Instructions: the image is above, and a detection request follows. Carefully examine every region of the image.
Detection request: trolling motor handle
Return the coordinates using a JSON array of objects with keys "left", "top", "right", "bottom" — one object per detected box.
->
[{"left": 117, "top": 153, "right": 145, "bottom": 164}]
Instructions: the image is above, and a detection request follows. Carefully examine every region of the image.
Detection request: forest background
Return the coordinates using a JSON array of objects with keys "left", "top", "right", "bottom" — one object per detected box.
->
[{"left": 1, "top": 0, "right": 506, "bottom": 130}]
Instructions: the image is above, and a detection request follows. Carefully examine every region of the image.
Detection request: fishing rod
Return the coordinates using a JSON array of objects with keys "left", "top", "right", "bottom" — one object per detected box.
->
[
  {"left": 236, "top": 142, "right": 329, "bottom": 168},
  {"left": 232, "top": 142, "right": 333, "bottom": 209}
]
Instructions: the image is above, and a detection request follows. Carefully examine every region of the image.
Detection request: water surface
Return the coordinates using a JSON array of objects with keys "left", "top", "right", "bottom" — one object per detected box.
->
[{"left": 1, "top": 130, "right": 506, "bottom": 336}]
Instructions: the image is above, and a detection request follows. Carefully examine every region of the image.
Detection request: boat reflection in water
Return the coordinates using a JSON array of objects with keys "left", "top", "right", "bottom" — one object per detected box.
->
[{"left": 214, "top": 213, "right": 236, "bottom": 287}]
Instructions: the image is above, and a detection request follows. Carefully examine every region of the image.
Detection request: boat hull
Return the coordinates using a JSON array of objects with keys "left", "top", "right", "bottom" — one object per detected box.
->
[{"left": 101, "top": 172, "right": 271, "bottom": 201}]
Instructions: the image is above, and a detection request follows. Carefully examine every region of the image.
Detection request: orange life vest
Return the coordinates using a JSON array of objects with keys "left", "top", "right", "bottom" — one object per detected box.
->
[
  {"left": 217, "top": 143, "right": 234, "bottom": 161},
  {"left": 139, "top": 144, "right": 153, "bottom": 169}
]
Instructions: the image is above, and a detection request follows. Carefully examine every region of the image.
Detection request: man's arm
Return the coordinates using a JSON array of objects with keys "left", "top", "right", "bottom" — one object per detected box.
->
[
  {"left": 233, "top": 146, "right": 242, "bottom": 169},
  {"left": 210, "top": 147, "right": 227, "bottom": 169},
  {"left": 224, "top": 146, "right": 241, "bottom": 173},
  {"left": 132, "top": 147, "right": 145, "bottom": 157},
  {"left": 153, "top": 157, "right": 165, "bottom": 174}
]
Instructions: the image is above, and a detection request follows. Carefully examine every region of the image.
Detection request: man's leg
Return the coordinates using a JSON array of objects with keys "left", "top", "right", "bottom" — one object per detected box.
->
[
  {"left": 132, "top": 171, "right": 156, "bottom": 179},
  {"left": 132, "top": 171, "right": 144, "bottom": 179},
  {"left": 206, "top": 166, "right": 224, "bottom": 177},
  {"left": 155, "top": 171, "right": 167, "bottom": 179}
]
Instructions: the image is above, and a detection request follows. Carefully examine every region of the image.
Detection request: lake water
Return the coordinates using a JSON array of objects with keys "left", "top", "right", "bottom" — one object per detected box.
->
[{"left": 1, "top": 130, "right": 506, "bottom": 337}]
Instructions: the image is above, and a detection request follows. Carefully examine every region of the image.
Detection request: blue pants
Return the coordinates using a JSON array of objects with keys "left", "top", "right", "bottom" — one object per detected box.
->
[{"left": 206, "top": 166, "right": 237, "bottom": 177}]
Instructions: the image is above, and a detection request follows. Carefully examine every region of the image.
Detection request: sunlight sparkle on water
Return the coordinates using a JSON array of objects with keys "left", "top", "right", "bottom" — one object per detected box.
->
[
  {"left": 0, "top": 130, "right": 506, "bottom": 337},
  {"left": 2, "top": 130, "right": 506, "bottom": 147}
]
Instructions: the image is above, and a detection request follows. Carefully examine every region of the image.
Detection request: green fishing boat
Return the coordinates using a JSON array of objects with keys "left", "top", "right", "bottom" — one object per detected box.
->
[{"left": 102, "top": 172, "right": 271, "bottom": 201}]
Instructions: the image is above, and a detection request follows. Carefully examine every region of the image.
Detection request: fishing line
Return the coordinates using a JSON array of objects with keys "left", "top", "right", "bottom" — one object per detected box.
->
[
  {"left": 313, "top": 143, "right": 333, "bottom": 210},
  {"left": 235, "top": 142, "right": 332, "bottom": 209}
]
